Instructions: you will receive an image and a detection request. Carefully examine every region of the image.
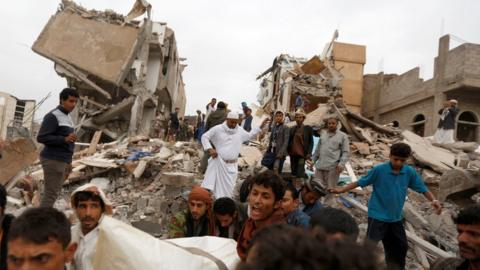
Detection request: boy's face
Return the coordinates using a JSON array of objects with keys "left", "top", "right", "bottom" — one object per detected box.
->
[
  {"left": 389, "top": 155, "right": 407, "bottom": 170},
  {"left": 280, "top": 190, "right": 298, "bottom": 215},
  {"left": 274, "top": 113, "right": 284, "bottom": 124},
  {"left": 8, "top": 238, "right": 76, "bottom": 270},
  {"left": 249, "top": 184, "right": 279, "bottom": 222},
  {"left": 60, "top": 96, "right": 78, "bottom": 113}
]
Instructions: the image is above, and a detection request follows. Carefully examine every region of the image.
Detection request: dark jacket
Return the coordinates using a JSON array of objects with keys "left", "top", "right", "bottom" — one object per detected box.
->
[
  {"left": 1, "top": 214, "right": 14, "bottom": 270},
  {"left": 287, "top": 124, "right": 314, "bottom": 158},
  {"left": 37, "top": 106, "right": 75, "bottom": 164},
  {"left": 267, "top": 123, "right": 290, "bottom": 157},
  {"left": 169, "top": 112, "right": 180, "bottom": 129},
  {"left": 216, "top": 202, "right": 248, "bottom": 240},
  {"left": 206, "top": 109, "right": 227, "bottom": 131},
  {"left": 242, "top": 115, "right": 253, "bottom": 132},
  {"left": 437, "top": 106, "right": 459, "bottom": 130}
]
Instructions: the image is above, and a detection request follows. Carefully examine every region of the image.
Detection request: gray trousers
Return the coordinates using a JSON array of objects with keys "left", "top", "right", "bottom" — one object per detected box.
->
[
  {"left": 314, "top": 168, "right": 340, "bottom": 205},
  {"left": 40, "top": 158, "right": 70, "bottom": 207}
]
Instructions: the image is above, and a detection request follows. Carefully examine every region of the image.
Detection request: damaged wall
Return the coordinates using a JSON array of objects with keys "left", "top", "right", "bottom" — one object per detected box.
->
[
  {"left": 0, "top": 92, "right": 36, "bottom": 140},
  {"left": 362, "top": 35, "right": 480, "bottom": 142}
]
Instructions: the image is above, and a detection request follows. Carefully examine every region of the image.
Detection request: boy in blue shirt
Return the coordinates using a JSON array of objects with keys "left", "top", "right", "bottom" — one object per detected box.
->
[{"left": 329, "top": 142, "right": 442, "bottom": 270}]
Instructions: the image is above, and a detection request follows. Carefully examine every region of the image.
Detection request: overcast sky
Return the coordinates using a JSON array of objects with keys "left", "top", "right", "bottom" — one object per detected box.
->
[{"left": 0, "top": 0, "right": 478, "bottom": 121}]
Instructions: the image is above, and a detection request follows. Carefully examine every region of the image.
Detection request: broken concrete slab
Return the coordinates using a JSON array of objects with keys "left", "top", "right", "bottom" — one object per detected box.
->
[
  {"left": 352, "top": 142, "right": 370, "bottom": 155},
  {"left": 402, "top": 130, "right": 456, "bottom": 173},
  {"left": 158, "top": 172, "right": 195, "bottom": 187},
  {"left": 0, "top": 138, "right": 38, "bottom": 185},
  {"left": 239, "top": 146, "right": 263, "bottom": 167},
  {"left": 438, "top": 169, "right": 479, "bottom": 201}
]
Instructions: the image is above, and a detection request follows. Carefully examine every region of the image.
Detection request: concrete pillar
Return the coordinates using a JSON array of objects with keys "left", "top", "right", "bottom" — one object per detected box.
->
[
  {"left": 432, "top": 35, "right": 450, "bottom": 135},
  {"left": 373, "top": 72, "right": 384, "bottom": 123}
]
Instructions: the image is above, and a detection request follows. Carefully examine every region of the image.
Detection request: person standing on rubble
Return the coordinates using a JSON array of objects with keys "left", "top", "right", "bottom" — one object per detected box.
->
[
  {"left": 263, "top": 111, "right": 289, "bottom": 173},
  {"left": 312, "top": 117, "right": 349, "bottom": 205},
  {"left": 205, "top": 98, "right": 217, "bottom": 122},
  {"left": 70, "top": 183, "right": 113, "bottom": 270},
  {"left": 37, "top": 88, "right": 79, "bottom": 207},
  {"left": 200, "top": 101, "right": 228, "bottom": 173},
  {"left": 169, "top": 186, "right": 216, "bottom": 238},
  {"left": 287, "top": 108, "right": 314, "bottom": 185},
  {"left": 432, "top": 204, "right": 480, "bottom": 270},
  {"left": 168, "top": 107, "right": 180, "bottom": 142},
  {"left": 201, "top": 112, "right": 269, "bottom": 198},
  {"left": 434, "top": 99, "right": 459, "bottom": 144},
  {"left": 241, "top": 107, "right": 253, "bottom": 132},
  {"left": 329, "top": 142, "right": 443, "bottom": 270}
]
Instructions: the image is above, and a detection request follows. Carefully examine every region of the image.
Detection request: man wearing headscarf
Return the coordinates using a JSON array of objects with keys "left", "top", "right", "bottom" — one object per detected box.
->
[
  {"left": 70, "top": 183, "right": 113, "bottom": 270},
  {"left": 201, "top": 112, "right": 269, "bottom": 198},
  {"left": 434, "top": 99, "right": 459, "bottom": 144},
  {"left": 168, "top": 186, "right": 215, "bottom": 238}
]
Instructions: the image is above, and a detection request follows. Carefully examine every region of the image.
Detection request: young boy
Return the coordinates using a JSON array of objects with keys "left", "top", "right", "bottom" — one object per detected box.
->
[{"left": 329, "top": 142, "right": 442, "bottom": 270}]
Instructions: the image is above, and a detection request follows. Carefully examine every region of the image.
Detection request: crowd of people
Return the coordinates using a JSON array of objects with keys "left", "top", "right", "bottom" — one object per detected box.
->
[{"left": 0, "top": 88, "right": 475, "bottom": 269}]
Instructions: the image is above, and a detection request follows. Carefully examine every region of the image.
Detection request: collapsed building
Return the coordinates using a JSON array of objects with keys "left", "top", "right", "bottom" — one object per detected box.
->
[
  {"left": 0, "top": 92, "right": 36, "bottom": 139},
  {"left": 32, "top": 0, "right": 187, "bottom": 142},
  {"left": 256, "top": 31, "right": 366, "bottom": 114}
]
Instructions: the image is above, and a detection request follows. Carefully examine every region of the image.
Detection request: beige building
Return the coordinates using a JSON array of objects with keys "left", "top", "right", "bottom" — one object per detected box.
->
[
  {"left": 362, "top": 35, "right": 480, "bottom": 143},
  {"left": 0, "top": 92, "right": 36, "bottom": 140},
  {"left": 332, "top": 42, "right": 366, "bottom": 113}
]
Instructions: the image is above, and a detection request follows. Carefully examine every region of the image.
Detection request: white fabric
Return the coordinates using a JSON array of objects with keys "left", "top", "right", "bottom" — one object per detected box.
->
[
  {"left": 201, "top": 123, "right": 261, "bottom": 198},
  {"left": 227, "top": 111, "right": 239, "bottom": 119},
  {"left": 433, "top": 128, "right": 455, "bottom": 144},
  {"left": 205, "top": 104, "right": 216, "bottom": 122},
  {"left": 93, "top": 216, "right": 239, "bottom": 270},
  {"left": 71, "top": 216, "right": 103, "bottom": 270}
]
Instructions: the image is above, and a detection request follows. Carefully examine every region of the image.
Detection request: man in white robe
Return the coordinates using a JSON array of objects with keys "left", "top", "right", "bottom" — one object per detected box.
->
[{"left": 202, "top": 112, "right": 268, "bottom": 198}]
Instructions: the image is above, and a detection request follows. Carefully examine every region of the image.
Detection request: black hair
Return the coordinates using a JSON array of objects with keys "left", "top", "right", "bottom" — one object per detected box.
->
[
  {"left": 212, "top": 98, "right": 217, "bottom": 101},
  {"left": 9, "top": 207, "right": 71, "bottom": 248},
  {"left": 59, "top": 88, "right": 79, "bottom": 101},
  {"left": 250, "top": 171, "right": 285, "bottom": 202},
  {"left": 217, "top": 102, "right": 226, "bottom": 109},
  {"left": 239, "top": 224, "right": 381, "bottom": 270},
  {"left": 454, "top": 204, "right": 480, "bottom": 225},
  {"left": 390, "top": 142, "right": 411, "bottom": 158},
  {"left": 0, "top": 184, "right": 6, "bottom": 210},
  {"left": 326, "top": 117, "right": 339, "bottom": 123},
  {"left": 213, "top": 197, "right": 237, "bottom": 216},
  {"left": 284, "top": 183, "right": 299, "bottom": 200},
  {"left": 275, "top": 111, "right": 284, "bottom": 115},
  {"left": 72, "top": 191, "right": 105, "bottom": 210},
  {"left": 392, "top": 121, "right": 399, "bottom": 128},
  {"left": 310, "top": 207, "right": 359, "bottom": 239}
]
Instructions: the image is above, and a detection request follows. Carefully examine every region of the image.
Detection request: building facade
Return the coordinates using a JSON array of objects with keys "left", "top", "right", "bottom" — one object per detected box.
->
[
  {"left": 362, "top": 35, "right": 480, "bottom": 143},
  {"left": 0, "top": 92, "right": 36, "bottom": 140}
]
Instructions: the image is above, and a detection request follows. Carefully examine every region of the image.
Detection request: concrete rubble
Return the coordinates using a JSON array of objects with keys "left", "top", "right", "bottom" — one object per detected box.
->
[{"left": 32, "top": 0, "right": 187, "bottom": 142}]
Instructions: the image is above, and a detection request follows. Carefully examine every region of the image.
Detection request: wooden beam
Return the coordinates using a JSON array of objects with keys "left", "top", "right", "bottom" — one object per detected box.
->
[
  {"left": 87, "top": 131, "right": 103, "bottom": 155},
  {"left": 80, "top": 96, "right": 108, "bottom": 110},
  {"left": 344, "top": 107, "right": 397, "bottom": 135},
  {"left": 406, "top": 222, "right": 430, "bottom": 269}
]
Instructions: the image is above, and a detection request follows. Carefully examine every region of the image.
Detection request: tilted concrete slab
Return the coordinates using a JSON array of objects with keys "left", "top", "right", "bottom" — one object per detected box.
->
[{"left": 32, "top": 11, "right": 141, "bottom": 85}]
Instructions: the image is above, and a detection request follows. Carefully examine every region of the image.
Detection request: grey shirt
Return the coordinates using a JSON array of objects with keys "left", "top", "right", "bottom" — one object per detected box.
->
[{"left": 312, "top": 129, "right": 349, "bottom": 170}]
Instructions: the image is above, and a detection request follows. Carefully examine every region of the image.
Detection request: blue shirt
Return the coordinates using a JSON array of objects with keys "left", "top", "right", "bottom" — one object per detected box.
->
[
  {"left": 302, "top": 200, "right": 323, "bottom": 217},
  {"left": 286, "top": 209, "right": 311, "bottom": 228},
  {"left": 358, "top": 162, "right": 428, "bottom": 222}
]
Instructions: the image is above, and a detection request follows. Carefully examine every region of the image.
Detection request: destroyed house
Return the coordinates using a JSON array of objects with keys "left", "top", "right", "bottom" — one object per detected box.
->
[
  {"left": 362, "top": 35, "right": 480, "bottom": 143},
  {"left": 256, "top": 40, "right": 365, "bottom": 115},
  {"left": 32, "top": 0, "right": 187, "bottom": 142},
  {"left": 0, "top": 92, "right": 36, "bottom": 140}
]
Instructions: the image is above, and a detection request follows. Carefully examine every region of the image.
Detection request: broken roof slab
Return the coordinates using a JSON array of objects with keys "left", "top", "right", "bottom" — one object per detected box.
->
[{"left": 32, "top": 11, "right": 142, "bottom": 86}]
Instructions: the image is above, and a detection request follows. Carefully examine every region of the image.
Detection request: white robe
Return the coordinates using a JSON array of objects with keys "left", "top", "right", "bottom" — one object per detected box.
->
[{"left": 201, "top": 123, "right": 261, "bottom": 198}]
